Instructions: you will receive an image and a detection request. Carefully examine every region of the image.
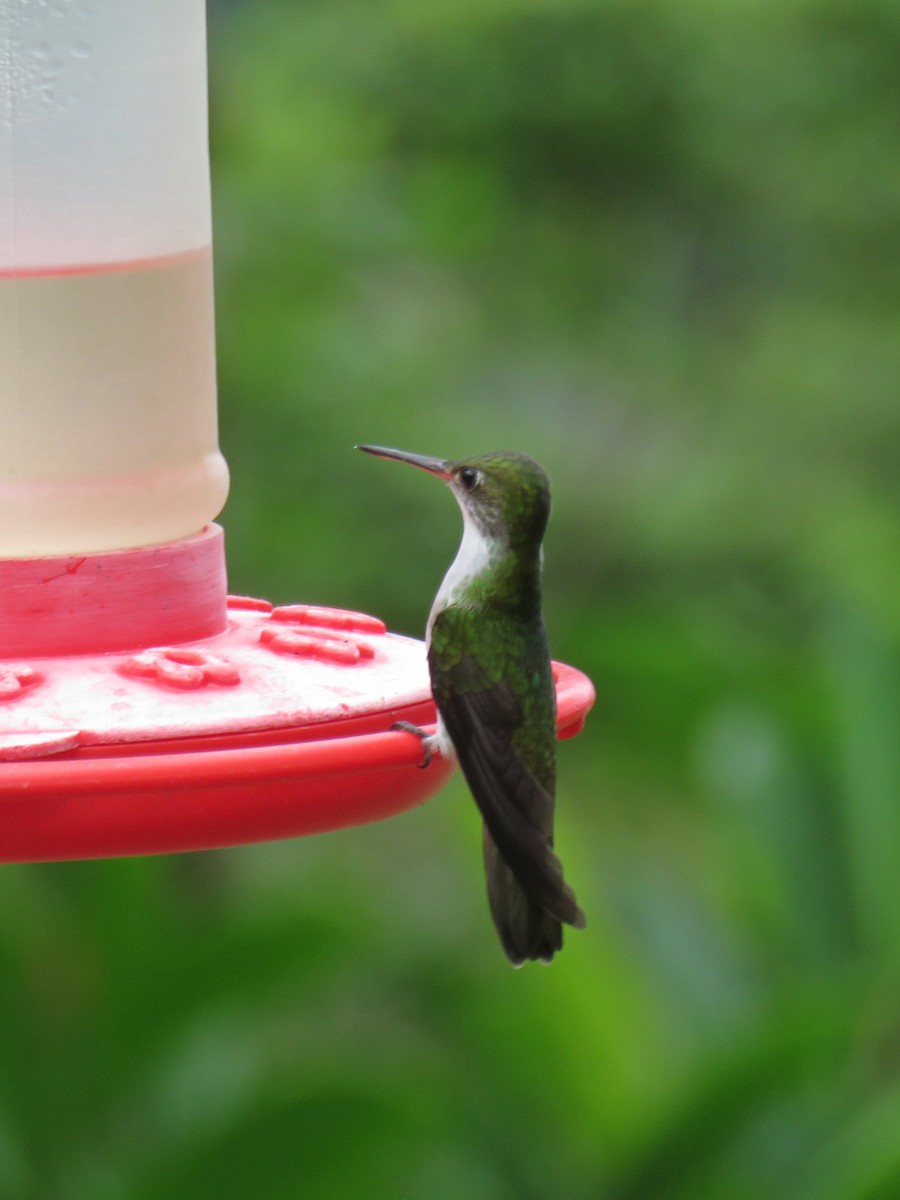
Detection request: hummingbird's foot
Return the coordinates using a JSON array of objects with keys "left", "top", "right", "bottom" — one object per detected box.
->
[{"left": 391, "top": 720, "right": 433, "bottom": 768}]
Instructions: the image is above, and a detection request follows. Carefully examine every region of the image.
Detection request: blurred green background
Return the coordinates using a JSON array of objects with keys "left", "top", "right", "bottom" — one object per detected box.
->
[{"left": 2, "top": 0, "right": 900, "bottom": 1196}]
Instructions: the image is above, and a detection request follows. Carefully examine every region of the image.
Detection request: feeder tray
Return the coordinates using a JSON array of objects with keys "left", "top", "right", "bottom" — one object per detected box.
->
[{"left": 0, "top": 525, "right": 595, "bottom": 863}]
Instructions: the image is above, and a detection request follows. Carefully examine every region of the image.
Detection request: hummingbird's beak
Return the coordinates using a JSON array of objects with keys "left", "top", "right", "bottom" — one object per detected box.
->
[{"left": 356, "top": 445, "right": 451, "bottom": 479}]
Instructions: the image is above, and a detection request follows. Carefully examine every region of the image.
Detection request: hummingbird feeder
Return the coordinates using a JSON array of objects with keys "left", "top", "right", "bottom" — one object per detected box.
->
[{"left": 0, "top": 0, "right": 594, "bottom": 864}]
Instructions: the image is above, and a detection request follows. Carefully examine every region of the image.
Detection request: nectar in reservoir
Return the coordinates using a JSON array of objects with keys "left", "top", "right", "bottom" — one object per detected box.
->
[{"left": 0, "top": 247, "right": 228, "bottom": 556}]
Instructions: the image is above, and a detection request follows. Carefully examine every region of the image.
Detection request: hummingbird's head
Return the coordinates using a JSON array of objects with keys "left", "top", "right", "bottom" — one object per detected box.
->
[{"left": 357, "top": 445, "right": 551, "bottom": 552}]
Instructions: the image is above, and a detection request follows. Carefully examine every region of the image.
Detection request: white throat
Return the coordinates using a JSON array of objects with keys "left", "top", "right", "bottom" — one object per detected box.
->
[{"left": 427, "top": 506, "right": 495, "bottom": 639}]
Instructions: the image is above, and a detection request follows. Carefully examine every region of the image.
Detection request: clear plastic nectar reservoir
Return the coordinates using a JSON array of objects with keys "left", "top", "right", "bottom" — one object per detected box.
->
[{"left": 0, "top": 0, "right": 228, "bottom": 555}]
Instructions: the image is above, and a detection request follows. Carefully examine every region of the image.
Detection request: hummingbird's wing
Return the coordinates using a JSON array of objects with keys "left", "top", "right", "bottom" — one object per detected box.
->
[{"left": 428, "top": 638, "right": 584, "bottom": 932}]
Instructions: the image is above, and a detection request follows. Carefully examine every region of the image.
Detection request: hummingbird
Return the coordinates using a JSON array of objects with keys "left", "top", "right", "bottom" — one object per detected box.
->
[{"left": 357, "top": 444, "right": 585, "bottom": 964}]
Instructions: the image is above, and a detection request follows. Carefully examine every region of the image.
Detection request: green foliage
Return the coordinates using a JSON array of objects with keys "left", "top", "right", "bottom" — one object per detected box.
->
[{"left": 3, "top": 0, "right": 900, "bottom": 1195}]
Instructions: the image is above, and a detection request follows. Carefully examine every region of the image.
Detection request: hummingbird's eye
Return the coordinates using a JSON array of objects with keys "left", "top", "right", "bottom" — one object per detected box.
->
[{"left": 458, "top": 466, "right": 481, "bottom": 491}]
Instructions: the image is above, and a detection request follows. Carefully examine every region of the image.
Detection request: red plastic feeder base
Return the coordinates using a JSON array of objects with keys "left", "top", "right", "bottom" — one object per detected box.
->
[{"left": 0, "top": 525, "right": 595, "bottom": 863}]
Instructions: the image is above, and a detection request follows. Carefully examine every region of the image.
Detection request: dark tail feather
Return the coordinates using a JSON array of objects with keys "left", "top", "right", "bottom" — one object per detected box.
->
[{"left": 483, "top": 829, "right": 583, "bottom": 966}]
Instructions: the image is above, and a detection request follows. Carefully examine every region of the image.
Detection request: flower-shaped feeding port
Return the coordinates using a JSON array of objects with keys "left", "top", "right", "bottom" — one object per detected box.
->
[{"left": 0, "top": 1, "right": 594, "bottom": 864}]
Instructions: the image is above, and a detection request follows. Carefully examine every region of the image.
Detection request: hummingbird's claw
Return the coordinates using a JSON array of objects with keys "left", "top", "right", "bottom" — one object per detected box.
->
[{"left": 391, "top": 720, "right": 433, "bottom": 768}]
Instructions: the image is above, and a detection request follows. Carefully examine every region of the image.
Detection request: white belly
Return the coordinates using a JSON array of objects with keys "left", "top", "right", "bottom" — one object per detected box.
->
[
  {"left": 430, "top": 711, "right": 457, "bottom": 761},
  {"left": 425, "top": 509, "right": 497, "bottom": 764}
]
